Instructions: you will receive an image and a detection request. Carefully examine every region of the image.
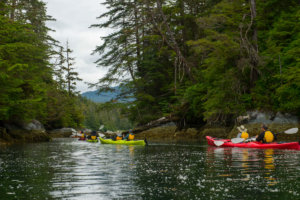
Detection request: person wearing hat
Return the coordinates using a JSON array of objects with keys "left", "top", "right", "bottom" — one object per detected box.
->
[
  {"left": 256, "top": 124, "right": 276, "bottom": 143},
  {"left": 237, "top": 125, "right": 249, "bottom": 139}
]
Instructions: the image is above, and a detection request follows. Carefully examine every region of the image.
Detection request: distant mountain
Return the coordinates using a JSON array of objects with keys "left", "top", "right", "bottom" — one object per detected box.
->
[{"left": 81, "top": 87, "right": 133, "bottom": 103}]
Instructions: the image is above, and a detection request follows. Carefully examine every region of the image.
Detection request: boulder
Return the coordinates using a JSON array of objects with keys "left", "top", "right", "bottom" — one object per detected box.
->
[
  {"left": 1, "top": 120, "right": 50, "bottom": 143},
  {"left": 244, "top": 111, "right": 299, "bottom": 125},
  {"left": 22, "top": 119, "right": 45, "bottom": 132},
  {"left": 49, "top": 128, "right": 77, "bottom": 138},
  {"left": 4, "top": 120, "right": 45, "bottom": 135}
]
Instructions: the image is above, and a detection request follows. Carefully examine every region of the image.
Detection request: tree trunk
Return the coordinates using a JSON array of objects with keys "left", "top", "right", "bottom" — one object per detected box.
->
[
  {"left": 249, "top": 0, "right": 259, "bottom": 85},
  {"left": 250, "top": 0, "right": 258, "bottom": 52},
  {"left": 134, "top": 0, "right": 141, "bottom": 72},
  {"left": 66, "top": 42, "right": 71, "bottom": 95},
  {"left": 154, "top": 0, "right": 195, "bottom": 83},
  {"left": 10, "top": 0, "right": 16, "bottom": 21}
]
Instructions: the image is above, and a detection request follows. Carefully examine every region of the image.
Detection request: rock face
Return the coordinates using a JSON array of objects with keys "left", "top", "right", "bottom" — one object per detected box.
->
[
  {"left": 134, "top": 111, "right": 299, "bottom": 143},
  {"left": 22, "top": 120, "right": 45, "bottom": 132},
  {"left": 0, "top": 120, "right": 50, "bottom": 144},
  {"left": 244, "top": 111, "right": 298, "bottom": 125},
  {"left": 48, "top": 128, "right": 77, "bottom": 138}
]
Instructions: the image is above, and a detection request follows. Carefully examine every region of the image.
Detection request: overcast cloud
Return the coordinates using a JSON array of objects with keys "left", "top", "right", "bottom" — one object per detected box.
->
[{"left": 45, "top": 0, "right": 108, "bottom": 93}]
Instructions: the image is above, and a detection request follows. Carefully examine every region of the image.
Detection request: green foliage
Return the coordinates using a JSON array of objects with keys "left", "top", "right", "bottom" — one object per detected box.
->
[
  {"left": 45, "top": 87, "right": 84, "bottom": 129},
  {"left": 92, "top": 0, "right": 300, "bottom": 127},
  {"left": 0, "top": 1, "right": 84, "bottom": 129},
  {"left": 0, "top": 15, "right": 48, "bottom": 121},
  {"left": 81, "top": 98, "right": 133, "bottom": 131}
]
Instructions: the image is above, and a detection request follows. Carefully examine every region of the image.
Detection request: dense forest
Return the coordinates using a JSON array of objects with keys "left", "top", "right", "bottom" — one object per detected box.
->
[
  {"left": 0, "top": 0, "right": 299, "bottom": 133},
  {"left": 0, "top": 0, "right": 84, "bottom": 129},
  {"left": 0, "top": 0, "right": 133, "bottom": 132},
  {"left": 81, "top": 97, "right": 133, "bottom": 131},
  {"left": 92, "top": 0, "right": 300, "bottom": 128}
]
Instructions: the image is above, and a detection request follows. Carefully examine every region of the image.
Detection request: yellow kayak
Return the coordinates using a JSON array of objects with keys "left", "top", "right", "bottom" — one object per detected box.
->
[{"left": 99, "top": 137, "right": 146, "bottom": 146}]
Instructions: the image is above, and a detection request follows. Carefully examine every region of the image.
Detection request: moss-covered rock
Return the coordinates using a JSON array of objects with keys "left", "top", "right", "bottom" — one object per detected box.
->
[
  {"left": 48, "top": 128, "right": 77, "bottom": 138},
  {"left": 0, "top": 127, "right": 51, "bottom": 145},
  {"left": 199, "top": 128, "right": 229, "bottom": 139},
  {"left": 135, "top": 126, "right": 202, "bottom": 142}
]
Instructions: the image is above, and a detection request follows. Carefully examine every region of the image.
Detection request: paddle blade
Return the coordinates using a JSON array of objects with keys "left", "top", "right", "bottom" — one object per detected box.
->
[
  {"left": 245, "top": 137, "right": 256, "bottom": 143},
  {"left": 231, "top": 138, "right": 245, "bottom": 144},
  {"left": 214, "top": 141, "right": 225, "bottom": 146},
  {"left": 284, "top": 128, "right": 299, "bottom": 134}
]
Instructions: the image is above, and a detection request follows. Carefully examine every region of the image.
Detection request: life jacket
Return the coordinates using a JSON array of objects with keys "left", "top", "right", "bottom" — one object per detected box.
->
[
  {"left": 263, "top": 131, "right": 274, "bottom": 143},
  {"left": 116, "top": 136, "right": 122, "bottom": 140},
  {"left": 91, "top": 135, "right": 96, "bottom": 140},
  {"left": 128, "top": 134, "right": 134, "bottom": 140},
  {"left": 240, "top": 132, "right": 249, "bottom": 139},
  {"left": 81, "top": 133, "right": 85, "bottom": 138}
]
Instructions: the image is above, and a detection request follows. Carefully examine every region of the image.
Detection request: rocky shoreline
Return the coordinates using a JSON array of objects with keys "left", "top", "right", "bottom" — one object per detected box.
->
[
  {"left": 0, "top": 119, "right": 80, "bottom": 145},
  {"left": 1, "top": 111, "right": 299, "bottom": 145},
  {"left": 135, "top": 123, "right": 300, "bottom": 143},
  {"left": 0, "top": 128, "right": 51, "bottom": 145},
  {"left": 135, "top": 111, "right": 300, "bottom": 143}
]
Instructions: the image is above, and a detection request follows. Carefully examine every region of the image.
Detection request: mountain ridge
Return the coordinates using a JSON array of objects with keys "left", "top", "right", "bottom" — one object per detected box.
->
[
  {"left": 81, "top": 88, "right": 120, "bottom": 103},
  {"left": 81, "top": 87, "right": 133, "bottom": 103}
]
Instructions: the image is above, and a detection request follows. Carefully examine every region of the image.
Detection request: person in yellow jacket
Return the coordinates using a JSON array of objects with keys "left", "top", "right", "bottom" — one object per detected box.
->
[
  {"left": 237, "top": 125, "right": 249, "bottom": 139},
  {"left": 90, "top": 131, "right": 97, "bottom": 140},
  {"left": 256, "top": 124, "right": 277, "bottom": 143},
  {"left": 80, "top": 130, "right": 85, "bottom": 138},
  {"left": 123, "top": 129, "right": 134, "bottom": 140}
]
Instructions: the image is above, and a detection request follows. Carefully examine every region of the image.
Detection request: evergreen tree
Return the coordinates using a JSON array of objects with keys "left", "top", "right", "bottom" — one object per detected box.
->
[
  {"left": 53, "top": 46, "right": 67, "bottom": 90},
  {"left": 92, "top": 0, "right": 300, "bottom": 128},
  {"left": 63, "top": 41, "right": 82, "bottom": 96},
  {"left": 0, "top": 0, "right": 84, "bottom": 129}
]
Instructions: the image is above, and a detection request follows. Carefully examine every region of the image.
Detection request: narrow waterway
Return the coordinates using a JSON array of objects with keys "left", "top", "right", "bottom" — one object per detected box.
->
[{"left": 1, "top": 138, "right": 300, "bottom": 199}]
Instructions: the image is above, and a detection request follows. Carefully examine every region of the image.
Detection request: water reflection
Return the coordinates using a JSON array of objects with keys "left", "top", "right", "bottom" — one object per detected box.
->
[
  {"left": 1, "top": 139, "right": 300, "bottom": 199},
  {"left": 206, "top": 146, "right": 300, "bottom": 198}
]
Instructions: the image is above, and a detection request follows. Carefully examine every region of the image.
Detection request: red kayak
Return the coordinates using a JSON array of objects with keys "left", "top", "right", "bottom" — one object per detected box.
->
[
  {"left": 206, "top": 136, "right": 300, "bottom": 150},
  {"left": 78, "top": 137, "right": 86, "bottom": 141}
]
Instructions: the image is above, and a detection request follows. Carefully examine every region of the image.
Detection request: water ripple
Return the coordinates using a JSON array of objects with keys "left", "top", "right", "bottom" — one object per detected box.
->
[{"left": 1, "top": 139, "right": 300, "bottom": 199}]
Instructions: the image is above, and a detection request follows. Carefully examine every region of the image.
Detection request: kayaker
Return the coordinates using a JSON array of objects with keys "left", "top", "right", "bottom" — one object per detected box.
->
[
  {"left": 114, "top": 133, "right": 123, "bottom": 140},
  {"left": 256, "top": 124, "right": 277, "bottom": 143},
  {"left": 123, "top": 129, "right": 134, "bottom": 140},
  {"left": 236, "top": 125, "right": 249, "bottom": 139},
  {"left": 91, "top": 130, "right": 97, "bottom": 140},
  {"left": 80, "top": 130, "right": 85, "bottom": 139}
]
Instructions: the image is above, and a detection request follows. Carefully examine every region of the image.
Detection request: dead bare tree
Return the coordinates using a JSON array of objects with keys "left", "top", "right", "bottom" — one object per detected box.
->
[
  {"left": 145, "top": 0, "right": 195, "bottom": 91},
  {"left": 239, "top": 0, "right": 260, "bottom": 86}
]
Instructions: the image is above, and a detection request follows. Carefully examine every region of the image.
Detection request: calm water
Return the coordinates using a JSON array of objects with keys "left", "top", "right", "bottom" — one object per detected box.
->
[{"left": 1, "top": 138, "right": 300, "bottom": 199}]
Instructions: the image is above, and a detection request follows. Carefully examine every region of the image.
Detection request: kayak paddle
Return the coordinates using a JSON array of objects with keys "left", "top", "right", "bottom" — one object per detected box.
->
[
  {"left": 214, "top": 140, "right": 226, "bottom": 146},
  {"left": 214, "top": 138, "right": 245, "bottom": 146},
  {"left": 231, "top": 138, "right": 245, "bottom": 144},
  {"left": 283, "top": 128, "right": 298, "bottom": 134}
]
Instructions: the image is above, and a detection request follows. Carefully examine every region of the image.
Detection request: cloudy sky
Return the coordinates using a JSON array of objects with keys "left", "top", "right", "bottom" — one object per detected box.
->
[{"left": 45, "top": 0, "right": 108, "bottom": 93}]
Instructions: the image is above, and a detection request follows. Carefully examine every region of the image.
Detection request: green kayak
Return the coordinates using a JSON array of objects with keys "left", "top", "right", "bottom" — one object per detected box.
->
[
  {"left": 99, "top": 137, "right": 146, "bottom": 146},
  {"left": 86, "top": 139, "right": 98, "bottom": 143}
]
